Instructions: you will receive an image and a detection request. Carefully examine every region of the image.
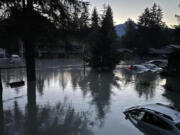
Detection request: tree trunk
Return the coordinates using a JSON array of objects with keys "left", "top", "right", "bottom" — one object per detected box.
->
[
  {"left": 22, "top": 0, "right": 26, "bottom": 10},
  {"left": 26, "top": 80, "right": 37, "bottom": 135},
  {"left": 27, "top": 0, "right": 33, "bottom": 11},
  {"left": 25, "top": 40, "right": 36, "bottom": 82},
  {"left": 0, "top": 70, "right": 4, "bottom": 135}
]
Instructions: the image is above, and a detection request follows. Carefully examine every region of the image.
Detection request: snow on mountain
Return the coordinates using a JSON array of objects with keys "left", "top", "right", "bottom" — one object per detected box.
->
[
  {"left": 115, "top": 23, "right": 126, "bottom": 37},
  {"left": 115, "top": 21, "right": 137, "bottom": 37}
]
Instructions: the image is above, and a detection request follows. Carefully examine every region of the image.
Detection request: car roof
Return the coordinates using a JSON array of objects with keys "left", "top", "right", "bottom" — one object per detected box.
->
[{"left": 140, "top": 103, "right": 180, "bottom": 123}]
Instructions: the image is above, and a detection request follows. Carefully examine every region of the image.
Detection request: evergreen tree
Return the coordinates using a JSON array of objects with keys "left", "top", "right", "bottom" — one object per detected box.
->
[
  {"left": 175, "top": 4, "right": 180, "bottom": 23},
  {"left": 87, "top": 8, "right": 100, "bottom": 66},
  {"left": 79, "top": 3, "right": 90, "bottom": 30},
  {"left": 91, "top": 8, "right": 100, "bottom": 30},
  {"left": 0, "top": 0, "right": 88, "bottom": 81},
  {"left": 89, "top": 6, "right": 119, "bottom": 70},
  {"left": 138, "top": 3, "right": 167, "bottom": 52},
  {"left": 78, "top": 2, "right": 90, "bottom": 41},
  {"left": 138, "top": 3, "right": 165, "bottom": 28},
  {"left": 174, "top": 4, "right": 180, "bottom": 44},
  {"left": 120, "top": 19, "right": 138, "bottom": 49}
]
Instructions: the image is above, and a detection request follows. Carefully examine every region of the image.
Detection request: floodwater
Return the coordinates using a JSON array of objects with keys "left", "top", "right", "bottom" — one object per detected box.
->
[{"left": 0, "top": 59, "right": 180, "bottom": 135}]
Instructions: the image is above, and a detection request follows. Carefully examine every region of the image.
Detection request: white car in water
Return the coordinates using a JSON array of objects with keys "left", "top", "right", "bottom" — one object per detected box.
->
[
  {"left": 143, "top": 64, "right": 162, "bottom": 72},
  {"left": 124, "top": 103, "right": 180, "bottom": 135},
  {"left": 130, "top": 64, "right": 150, "bottom": 73},
  {"left": 145, "top": 59, "right": 168, "bottom": 68},
  {"left": 130, "top": 63, "right": 162, "bottom": 73}
]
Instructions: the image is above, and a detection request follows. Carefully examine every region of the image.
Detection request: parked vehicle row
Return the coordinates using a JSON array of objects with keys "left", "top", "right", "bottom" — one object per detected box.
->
[{"left": 128, "top": 59, "right": 167, "bottom": 73}]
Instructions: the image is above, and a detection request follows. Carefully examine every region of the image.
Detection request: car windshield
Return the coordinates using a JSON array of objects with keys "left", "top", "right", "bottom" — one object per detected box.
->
[
  {"left": 144, "top": 64, "right": 157, "bottom": 69},
  {"left": 142, "top": 112, "right": 173, "bottom": 131},
  {"left": 131, "top": 111, "right": 145, "bottom": 120}
]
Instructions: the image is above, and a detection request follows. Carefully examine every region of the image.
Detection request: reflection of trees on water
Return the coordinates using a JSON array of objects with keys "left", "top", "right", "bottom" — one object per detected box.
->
[
  {"left": 163, "top": 76, "right": 180, "bottom": 109},
  {"left": 118, "top": 69, "right": 134, "bottom": 86},
  {"left": 78, "top": 71, "right": 120, "bottom": 126},
  {"left": 0, "top": 59, "right": 85, "bottom": 96},
  {"left": 0, "top": 70, "right": 4, "bottom": 135},
  {"left": 2, "top": 101, "right": 94, "bottom": 135},
  {"left": 0, "top": 67, "right": 70, "bottom": 95},
  {"left": 1, "top": 79, "right": 94, "bottom": 135},
  {"left": 1, "top": 69, "right": 25, "bottom": 83},
  {"left": 118, "top": 69, "right": 160, "bottom": 100},
  {"left": 26, "top": 81, "right": 37, "bottom": 135},
  {"left": 1, "top": 69, "right": 26, "bottom": 91},
  {"left": 36, "top": 76, "right": 45, "bottom": 95},
  {"left": 59, "top": 70, "right": 68, "bottom": 91},
  {"left": 70, "top": 69, "right": 84, "bottom": 90},
  {"left": 134, "top": 72, "right": 160, "bottom": 100}
]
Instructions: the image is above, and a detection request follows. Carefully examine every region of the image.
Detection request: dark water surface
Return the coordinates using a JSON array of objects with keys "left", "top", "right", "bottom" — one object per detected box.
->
[{"left": 0, "top": 59, "right": 180, "bottom": 135}]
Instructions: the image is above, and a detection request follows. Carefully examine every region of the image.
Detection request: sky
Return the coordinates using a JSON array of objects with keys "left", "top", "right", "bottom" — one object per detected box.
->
[{"left": 85, "top": 0, "right": 180, "bottom": 26}]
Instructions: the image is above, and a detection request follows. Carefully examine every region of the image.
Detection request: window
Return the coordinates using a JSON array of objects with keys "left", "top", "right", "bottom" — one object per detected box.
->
[
  {"left": 142, "top": 112, "right": 173, "bottom": 131},
  {"left": 130, "top": 110, "right": 145, "bottom": 121}
]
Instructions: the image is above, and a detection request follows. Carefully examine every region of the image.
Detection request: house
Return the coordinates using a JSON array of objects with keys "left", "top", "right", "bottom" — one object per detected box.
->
[
  {"left": 168, "top": 49, "right": 180, "bottom": 75},
  {"left": 117, "top": 48, "right": 133, "bottom": 59},
  {"left": 71, "top": 41, "right": 83, "bottom": 55},
  {"left": 0, "top": 48, "right": 6, "bottom": 58},
  {"left": 36, "top": 47, "right": 66, "bottom": 58},
  {"left": 117, "top": 48, "right": 133, "bottom": 54},
  {"left": 149, "top": 44, "right": 180, "bottom": 56}
]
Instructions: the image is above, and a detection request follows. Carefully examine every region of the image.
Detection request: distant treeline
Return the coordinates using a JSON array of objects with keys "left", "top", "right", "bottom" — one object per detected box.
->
[
  {"left": 119, "top": 4, "right": 180, "bottom": 54},
  {"left": 0, "top": 1, "right": 180, "bottom": 70},
  {"left": 0, "top": 2, "right": 179, "bottom": 54}
]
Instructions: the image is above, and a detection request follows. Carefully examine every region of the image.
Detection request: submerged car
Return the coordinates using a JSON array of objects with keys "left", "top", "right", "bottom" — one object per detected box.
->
[
  {"left": 143, "top": 64, "right": 162, "bottom": 72},
  {"left": 124, "top": 103, "right": 180, "bottom": 135},
  {"left": 145, "top": 59, "right": 168, "bottom": 68},
  {"left": 129, "top": 63, "right": 163, "bottom": 73},
  {"left": 130, "top": 64, "right": 150, "bottom": 73},
  {"left": 130, "top": 64, "right": 162, "bottom": 73}
]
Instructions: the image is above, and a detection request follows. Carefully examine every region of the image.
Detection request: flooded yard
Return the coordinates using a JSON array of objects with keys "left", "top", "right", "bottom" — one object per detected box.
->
[{"left": 0, "top": 59, "right": 180, "bottom": 135}]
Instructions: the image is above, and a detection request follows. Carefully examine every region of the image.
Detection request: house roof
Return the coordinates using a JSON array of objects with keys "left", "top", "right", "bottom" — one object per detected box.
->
[
  {"left": 0, "top": 48, "right": 5, "bottom": 52},
  {"left": 117, "top": 48, "right": 133, "bottom": 53}
]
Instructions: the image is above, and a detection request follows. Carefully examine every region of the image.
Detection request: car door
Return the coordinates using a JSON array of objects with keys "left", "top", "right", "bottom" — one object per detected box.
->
[
  {"left": 127, "top": 110, "right": 159, "bottom": 135},
  {"left": 141, "top": 112, "right": 173, "bottom": 135}
]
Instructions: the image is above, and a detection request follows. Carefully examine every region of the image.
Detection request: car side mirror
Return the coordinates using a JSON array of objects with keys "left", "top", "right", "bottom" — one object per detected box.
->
[
  {"left": 124, "top": 112, "right": 129, "bottom": 120},
  {"left": 125, "top": 114, "right": 129, "bottom": 120}
]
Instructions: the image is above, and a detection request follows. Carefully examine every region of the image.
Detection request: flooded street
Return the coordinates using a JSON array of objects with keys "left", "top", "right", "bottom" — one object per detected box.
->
[{"left": 1, "top": 59, "right": 180, "bottom": 135}]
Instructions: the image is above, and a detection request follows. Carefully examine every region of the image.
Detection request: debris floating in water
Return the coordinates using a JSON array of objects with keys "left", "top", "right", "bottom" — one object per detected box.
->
[{"left": 8, "top": 81, "right": 25, "bottom": 88}]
